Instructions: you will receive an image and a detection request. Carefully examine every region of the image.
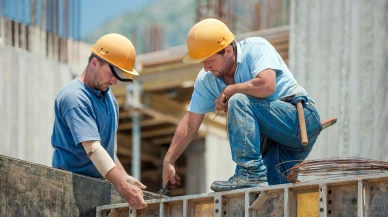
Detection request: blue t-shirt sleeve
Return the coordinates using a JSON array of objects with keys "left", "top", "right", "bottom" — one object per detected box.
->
[
  {"left": 63, "top": 106, "right": 100, "bottom": 145},
  {"left": 188, "top": 77, "right": 216, "bottom": 114},
  {"left": 247, "top": 39, "right": 284, "bottom": 78}
]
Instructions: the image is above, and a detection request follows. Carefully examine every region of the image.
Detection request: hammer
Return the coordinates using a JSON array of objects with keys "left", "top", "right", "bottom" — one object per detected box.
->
[
  {"left": 296, "top": 100, "right": 308, "bottom": 146},
  {"left": 280, "top": 94, "right": 308, "bottom": 146}
]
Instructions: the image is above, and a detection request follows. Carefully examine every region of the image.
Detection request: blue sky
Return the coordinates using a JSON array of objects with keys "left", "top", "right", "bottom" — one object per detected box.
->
[
  {"left": 80, "top": 0, "right": 154, "bottom": 38},
  {"left": 1, "top": 0, "right": 154, "bottom": 39}
]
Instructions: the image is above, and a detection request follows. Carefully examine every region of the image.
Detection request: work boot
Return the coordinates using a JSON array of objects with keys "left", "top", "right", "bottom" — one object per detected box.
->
[{"left": 210, "top": 176, "right": 268, "bottom": 192}]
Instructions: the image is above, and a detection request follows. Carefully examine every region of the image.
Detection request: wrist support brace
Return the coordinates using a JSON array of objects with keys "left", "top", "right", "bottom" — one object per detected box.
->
[{"left": 82, "top": 140, "right": 116, "bottom": 177}]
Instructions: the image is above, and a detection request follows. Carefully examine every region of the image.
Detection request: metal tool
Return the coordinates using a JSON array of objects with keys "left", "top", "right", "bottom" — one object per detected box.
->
[
  {"left": 159, "top": 180, "right": 175, "bottom": 197},
  {"left": 159, "top": 167, "right": 178, "bottom": 197}
]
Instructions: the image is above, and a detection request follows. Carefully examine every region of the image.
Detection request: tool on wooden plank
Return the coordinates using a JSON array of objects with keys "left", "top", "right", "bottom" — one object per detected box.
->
[
  {"left": 159, "top": 167, "right": 178, "bottom": 197},
  {"left": 159, "top": 180, "right": 175, "bottom": 197}
]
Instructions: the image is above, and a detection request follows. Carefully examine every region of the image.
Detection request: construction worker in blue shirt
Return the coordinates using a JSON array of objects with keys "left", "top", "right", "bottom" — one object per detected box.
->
[
  {"left": 51, "top": 33, "right": 147, "bottom": 209},
  {"left": 162, "top": 18, "right": 322, "bottom": 192}
]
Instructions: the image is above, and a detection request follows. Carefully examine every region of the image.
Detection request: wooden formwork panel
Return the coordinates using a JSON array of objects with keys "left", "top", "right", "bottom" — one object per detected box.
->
[{"left": 97, "top": 174, "right": 388, "bottom": 217}]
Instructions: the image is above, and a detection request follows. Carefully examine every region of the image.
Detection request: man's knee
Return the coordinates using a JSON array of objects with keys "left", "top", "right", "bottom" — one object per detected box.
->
[
  {"left": 228, "top": 93, "right": 250, "bottom": 107},
  {"left": 228, "top": 93, "right": 267, "bottom": 108}
]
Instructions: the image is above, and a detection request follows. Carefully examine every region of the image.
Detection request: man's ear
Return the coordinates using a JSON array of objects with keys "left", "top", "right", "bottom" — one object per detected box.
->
[
  {"left": 90, "top": 57, "right": 98, "bottom": 69},
  {"left": 225, "top": 45, "right": 233, "bottom": 55}
]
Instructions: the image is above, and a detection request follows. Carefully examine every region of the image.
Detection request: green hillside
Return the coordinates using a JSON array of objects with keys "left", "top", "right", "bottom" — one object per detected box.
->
[{"left": 83, "top": 0, "right": 195, "bottom": 54}]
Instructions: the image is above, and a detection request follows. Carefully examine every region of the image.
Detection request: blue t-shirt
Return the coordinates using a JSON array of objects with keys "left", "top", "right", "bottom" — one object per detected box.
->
[
  {"left": 51, "top": 78, "right": 119, "bottom": 178},
  {"left": 188, "top": 37, "right": 307, "bottom": 114}
]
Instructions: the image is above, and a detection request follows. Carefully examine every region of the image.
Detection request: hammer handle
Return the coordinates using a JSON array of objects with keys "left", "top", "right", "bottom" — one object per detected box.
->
[{"left": 296, "top": 101, "right": 308, "bottom": 146}]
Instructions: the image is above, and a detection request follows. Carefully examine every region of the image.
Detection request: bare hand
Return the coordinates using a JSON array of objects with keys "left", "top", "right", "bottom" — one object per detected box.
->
[
  {"left": 118, "top": 183, "right": 147, "bottom": 209},
  {"left": 124, "top": 174, "right": 147, "bottom": 189},
  {"left": 215, "top": 89, "right": 230, "bottom": 112},
  {"left": 162, "top": 163, "right": 180, "bottom": 189},
  {"left": 106, "top": 167, "right": 147, "bottom": 209}
]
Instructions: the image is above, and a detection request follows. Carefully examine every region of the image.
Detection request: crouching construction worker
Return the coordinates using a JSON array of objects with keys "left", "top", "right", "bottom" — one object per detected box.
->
[
  {"left": 51, "top": 33, "right": 147, "bottom": 209},
  {"left": 162, "top": 18, "right": 322, "bottom": 192}
]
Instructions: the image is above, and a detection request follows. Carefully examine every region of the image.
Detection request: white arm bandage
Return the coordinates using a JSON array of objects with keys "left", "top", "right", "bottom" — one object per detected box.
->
[{"left": 82, "top": 141, "right": 116, "bottom": 177}]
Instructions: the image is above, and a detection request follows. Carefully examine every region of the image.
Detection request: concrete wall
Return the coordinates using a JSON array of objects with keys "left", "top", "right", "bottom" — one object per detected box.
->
[
  {"left": 0, "top": 155, "right": 127, "bottom": 217},
  {"left": 0, "top": 45, "right": 74, "bottom": 166},
  {"left": 289, "top": 0, "right": 388, "bottom": 160},
  {"left": 204, "top": 131, "right": 235, "bottom": 191},
  {"left": 185, "top": 125, "right": 235, "bottom": 194}
]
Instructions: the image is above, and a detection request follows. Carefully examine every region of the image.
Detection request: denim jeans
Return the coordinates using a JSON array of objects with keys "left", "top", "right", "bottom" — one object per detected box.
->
[{"left": 227, "top": 93, "right": 322, "bottom": 185}]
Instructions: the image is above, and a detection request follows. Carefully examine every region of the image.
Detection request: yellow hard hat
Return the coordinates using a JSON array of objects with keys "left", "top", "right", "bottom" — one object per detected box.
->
[
  {"left": 90, "top": 33, "right": 138, "bottom": 82},
  {"left": 183, "top": 18, "right": 234, "bottom": 64}
]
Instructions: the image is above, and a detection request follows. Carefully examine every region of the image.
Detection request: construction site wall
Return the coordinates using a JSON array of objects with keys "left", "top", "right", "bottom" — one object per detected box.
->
[
  {"left": 289, "top": 0, "right": 388, "bottom": 160},
  {"left": 0, "top": 155, "right": 129, "bottom": 217},
  {"left": 0, "top": 44, "right": 74, "bottom": 166}
]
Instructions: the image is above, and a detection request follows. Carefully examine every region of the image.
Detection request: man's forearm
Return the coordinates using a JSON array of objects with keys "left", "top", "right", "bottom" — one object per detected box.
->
[
  {"left": 226, "top": 78, "right": 275, "bottom": 98},
  {"left": 105, "top": 166, "right": 126, "bottom": 189},
  {"left": 164, "top": 113, "right": 203, "bottom": 165},
  {"left": 163, "top": 124, "right": 194, "bottom": 165},
  {"left": 115, "top": 157, "right": 127, "bottom": 176},
  {"left": 224, "top": 69, "right": 276, "bottom": 98}
]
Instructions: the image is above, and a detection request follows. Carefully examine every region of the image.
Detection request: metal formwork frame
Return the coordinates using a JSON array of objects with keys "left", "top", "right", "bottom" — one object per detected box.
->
[{"left": 96, "top": 174, "right": 388, "bottom": 217}]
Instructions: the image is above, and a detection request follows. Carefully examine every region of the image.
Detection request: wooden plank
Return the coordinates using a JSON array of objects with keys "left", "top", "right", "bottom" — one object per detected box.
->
[
  {"left": 118, "top": 119, "right": 165, "bottom": 131},
  {"left": 141, "top": 127, "right": 177, "bottom": 139},
  {"left": 147, "top": 135, "right": 175, "bottom": 146},
  {"left": 117, "top": 147, "right": 159, "bottom": 165},
  {"left": 119, "top": 108, "right": 182, "bottom": 126}
]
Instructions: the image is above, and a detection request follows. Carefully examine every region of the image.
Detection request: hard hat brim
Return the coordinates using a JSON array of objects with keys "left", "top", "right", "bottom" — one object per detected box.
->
[
  {"left": 111, "top": 65, "right": 137, "bottom": 82},
  {"left": 183, "top": 53, "right": 205, "bottom": 64},
  {"left": 116, "top": 65, "right": 139, "bottom": 76},
  {"left": 90, "top": 48, "right": 139, "bottom": 76}
]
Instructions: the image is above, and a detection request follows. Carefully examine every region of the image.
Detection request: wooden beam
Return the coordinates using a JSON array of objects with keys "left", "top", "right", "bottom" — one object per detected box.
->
[
  {"left": 118, "top": 119, "right": 165, "bottom": 131},
  {"left": 118, "top": 126, "right": 177, "bottom": 141},
  {"left": 140, "top": 167, "right": 186, "bottom": 181},
  {"left": 132, "top": 25, "right": 289, "bottom": 68},
  {"left": 146, "top": 94, "right": 187, "bottom": 116},
  {"left": 111, "top": 63, "right": 201, "bottom": 93},
  {"left": 117, "top": 146, "right": 160, "bottom": 166},
  {"left": 118, "top": 107, "right": 182, "bottom": 126},
  {"left": 110, "top": 26, "right": 289, "bottom": 95},
  {"left": 146, "top": 133, "right": 205, "bottom": 146},
  {"left": 147, "top": 135, "right": 175, "bottom": 146},
  {"left": 141, "top": 127, "right": 177, "bottom": 139}
]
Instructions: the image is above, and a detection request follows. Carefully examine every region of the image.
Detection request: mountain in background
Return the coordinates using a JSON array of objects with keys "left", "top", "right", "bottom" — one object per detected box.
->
[{"left": 83, "top": 0, "right": 195, "bottom": 54}]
